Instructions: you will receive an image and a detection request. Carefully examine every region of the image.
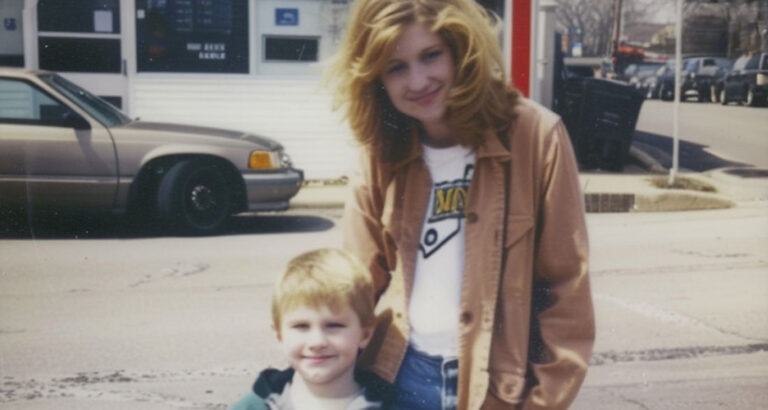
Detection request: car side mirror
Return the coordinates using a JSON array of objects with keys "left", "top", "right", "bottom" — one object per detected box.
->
[{"left": 64, "top": 113, "right": 91, "bottom": 130}]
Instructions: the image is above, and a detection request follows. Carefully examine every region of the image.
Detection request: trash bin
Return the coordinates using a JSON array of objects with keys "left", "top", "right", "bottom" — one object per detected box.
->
[{"left": 558, "top": 77, "right": 644, "bottom": 171}]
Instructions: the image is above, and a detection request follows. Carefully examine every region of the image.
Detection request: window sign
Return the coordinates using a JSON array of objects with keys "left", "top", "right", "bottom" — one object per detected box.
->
[
  {"left": 275, "top": 8, "right": 298, "bottom": 26},
  {"left": 136, "top": 0, "right": 248, "bottom": 73},
  {"left": 94, "top": 10, "right": 114, "bottom": 33},
  {"left": 4, "top": 18, "right": 17, "bottom": 31}
]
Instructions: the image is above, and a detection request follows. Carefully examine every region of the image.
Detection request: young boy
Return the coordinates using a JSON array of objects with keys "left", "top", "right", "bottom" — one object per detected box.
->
[{"left": 230, "top": 248, "right": 395, "bottom": 410}]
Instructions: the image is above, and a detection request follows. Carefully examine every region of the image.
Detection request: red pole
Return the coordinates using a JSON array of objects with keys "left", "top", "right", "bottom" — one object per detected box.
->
[{"left": 511, "top": 0, "right": 532, "bottom": 96}]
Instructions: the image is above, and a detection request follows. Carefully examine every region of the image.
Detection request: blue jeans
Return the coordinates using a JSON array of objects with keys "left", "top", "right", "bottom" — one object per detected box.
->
[{"left": 394, "top": 345, "right": 458, "bottom": 410}]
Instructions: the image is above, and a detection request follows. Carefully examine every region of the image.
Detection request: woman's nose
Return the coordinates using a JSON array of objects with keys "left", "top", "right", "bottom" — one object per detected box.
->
[{"left": 407, "top": 65, "right": 429, "bottom": 91}]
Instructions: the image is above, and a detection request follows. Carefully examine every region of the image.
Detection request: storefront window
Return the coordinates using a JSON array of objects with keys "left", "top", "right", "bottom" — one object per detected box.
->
[
  {"left": 37, "top": 0, "right": 120, "bottom": 33},
  {"left": 136, "top": 0, "right": 248, "bottom": 73},
  {"left": 264, "top": 36, "right": 318, "bottom": 62},
  {"left": 38, "top": 37, "right": 121, "bottom": 73}
]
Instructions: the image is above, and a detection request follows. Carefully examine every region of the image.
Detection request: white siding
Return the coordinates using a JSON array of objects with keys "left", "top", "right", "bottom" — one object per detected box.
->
[{"left": 131, "top": 77, "right": 358, "bottom": 180}]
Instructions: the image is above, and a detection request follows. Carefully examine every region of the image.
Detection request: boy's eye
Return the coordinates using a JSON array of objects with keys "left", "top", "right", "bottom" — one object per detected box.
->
[
  {"left": 326, "top": 322, "right": 346, "bottom": 329},
  {"left": 290, "top": 323, "right": 309, "bottom": 330}
]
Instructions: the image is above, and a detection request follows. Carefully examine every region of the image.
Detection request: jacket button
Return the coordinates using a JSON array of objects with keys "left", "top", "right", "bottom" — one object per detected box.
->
[
  {"left": 460, "top": 311, "right": 473, "bottom": 324},
  {"left": 467, "top": 212, "right": 478, "bottom": 223}
]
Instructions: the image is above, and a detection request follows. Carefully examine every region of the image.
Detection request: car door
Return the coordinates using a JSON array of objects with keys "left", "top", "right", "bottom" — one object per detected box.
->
[
  {"left": 0, "top": 76, "right": 118, "bottom": 209},
  {"left": 725, "top": 56, "right": 748, "bottom": 99}
]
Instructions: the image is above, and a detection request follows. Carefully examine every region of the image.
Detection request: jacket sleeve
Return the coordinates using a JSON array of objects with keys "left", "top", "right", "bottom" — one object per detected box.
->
[
  {"left": 521, "top": 120, "right": 595, "bottom": 410},
  {"left": 342, "top": 148, "right": 393, "bottom": 298}
]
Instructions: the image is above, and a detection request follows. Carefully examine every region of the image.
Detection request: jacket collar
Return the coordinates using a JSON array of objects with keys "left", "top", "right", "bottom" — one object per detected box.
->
[
  {"left": 389, "top": 128, "right": 511, "bottom": 172},
  {"left": 251, "top": 367, "right": 396, "bottom": 407}
]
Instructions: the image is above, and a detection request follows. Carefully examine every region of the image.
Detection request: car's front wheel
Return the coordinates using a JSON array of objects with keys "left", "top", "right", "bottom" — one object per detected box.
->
[
  {"left": 157, "top": 159, "right": 233, "bottom": 234},
  {"left": 746, "top": 87, "right": 761, "bottom": 107}
]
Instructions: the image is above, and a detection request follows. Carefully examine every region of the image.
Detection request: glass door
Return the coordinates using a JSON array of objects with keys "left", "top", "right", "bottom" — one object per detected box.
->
[{"left": 35, "top": 0, "right": 129, "bottom": 110}]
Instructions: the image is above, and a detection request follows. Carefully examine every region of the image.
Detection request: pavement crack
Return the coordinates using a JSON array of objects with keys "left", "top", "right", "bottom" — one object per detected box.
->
[
  {"left": 590, "top": 260, "right": 768, "bottom": 277},
  {"left": 591, "top": 343, "right": 768, "bottom": 366},
  {"left": 595, "top": 293, "right": 767, "bottom": 342}
]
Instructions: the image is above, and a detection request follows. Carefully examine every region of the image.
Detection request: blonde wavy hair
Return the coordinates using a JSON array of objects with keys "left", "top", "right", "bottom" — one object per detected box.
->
[
  {"left": 271, "top": 248, "right": 375, "bottom": 337},
  {"left": 328, "top": 0, "right": 519, "bottom": 161}
]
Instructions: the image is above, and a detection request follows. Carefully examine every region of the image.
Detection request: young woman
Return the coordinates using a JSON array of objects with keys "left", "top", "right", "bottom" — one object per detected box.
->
[{"left": 329, "top": 0, "right": 595, "bottom": 409}]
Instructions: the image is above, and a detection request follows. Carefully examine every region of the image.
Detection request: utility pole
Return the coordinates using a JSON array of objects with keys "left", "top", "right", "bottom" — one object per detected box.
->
[{"left": 609, "top": 0, "right": 623, "bottom": 56}]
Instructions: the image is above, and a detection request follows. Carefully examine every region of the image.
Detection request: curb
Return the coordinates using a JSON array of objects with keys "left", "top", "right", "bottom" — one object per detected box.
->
[{"left": 290, "top": 183, "right": 736, "bottom": 213}]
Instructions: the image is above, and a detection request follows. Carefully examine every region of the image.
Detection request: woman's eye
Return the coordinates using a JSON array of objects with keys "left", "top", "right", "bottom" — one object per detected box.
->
[
  {"left": 386, "top": 63, "right": 406, "bottom": 75},
  {"left": 424, "top": 50, "right": 442, "bottom": 61}
]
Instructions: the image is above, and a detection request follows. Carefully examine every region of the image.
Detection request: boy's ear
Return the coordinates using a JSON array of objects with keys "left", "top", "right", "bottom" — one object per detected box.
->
[{"left": 359, "top": 326, "right": 374, "bottom": 349}]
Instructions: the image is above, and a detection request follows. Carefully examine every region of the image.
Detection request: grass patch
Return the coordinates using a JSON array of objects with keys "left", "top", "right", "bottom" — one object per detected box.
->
[{"left": 647, "top": 176, "right": 717, "bottom": 193}]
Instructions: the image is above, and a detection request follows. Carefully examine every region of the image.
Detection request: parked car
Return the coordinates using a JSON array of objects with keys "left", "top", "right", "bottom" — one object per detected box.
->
[
  {"left": 680, "top": 56, "right": 732, "bottom": 102},
  {"left": 623, "top": 62, "right": 663, "bottom": 89},
  {"left": 720, "top": 52, "right": 768, "bottom": 106},
  {"left": 0, "top": 68, "right": 303, "bottom": 234},
  {"left": 643, "top": 61, "right": 676, "bottom": 100}
]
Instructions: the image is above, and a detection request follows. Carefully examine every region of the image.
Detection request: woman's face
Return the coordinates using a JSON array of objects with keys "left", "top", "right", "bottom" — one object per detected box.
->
[{"left": 380, "top": 22, "right": 456, "bottom": 129}]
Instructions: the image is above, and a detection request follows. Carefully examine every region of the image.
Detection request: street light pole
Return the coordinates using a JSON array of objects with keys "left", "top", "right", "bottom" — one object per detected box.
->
[{"left": 669, "top": 0, "right": 682, "bottom": 186}]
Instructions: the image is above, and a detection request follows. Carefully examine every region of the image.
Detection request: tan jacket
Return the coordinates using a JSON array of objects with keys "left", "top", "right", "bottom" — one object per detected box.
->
[{"left": 343, "top": 99, "right": 595, "bottom": 410}]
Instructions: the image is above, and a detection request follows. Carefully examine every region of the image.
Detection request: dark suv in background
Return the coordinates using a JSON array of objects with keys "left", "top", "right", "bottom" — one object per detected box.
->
[
  {"left": 681, "top": 56, "right": 732, "bottom": 102},
  {"left": 720, "top": 52, "right": 768, "bottom": 106}
]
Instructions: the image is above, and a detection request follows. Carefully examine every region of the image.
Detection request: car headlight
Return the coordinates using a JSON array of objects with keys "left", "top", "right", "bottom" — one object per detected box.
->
[{"left": 248, "top": 149, "right": 292, "bottom": 169}]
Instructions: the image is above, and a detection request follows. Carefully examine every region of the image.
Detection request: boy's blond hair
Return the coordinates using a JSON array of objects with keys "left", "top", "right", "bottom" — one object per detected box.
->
[{"left": 271, "top": 248, "right": 375, "bottom": 336}]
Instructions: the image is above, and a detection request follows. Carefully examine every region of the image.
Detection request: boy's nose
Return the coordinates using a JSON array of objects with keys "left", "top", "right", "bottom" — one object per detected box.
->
[{"left": 307, "top": 329, "right": 329, "bottom": 348}]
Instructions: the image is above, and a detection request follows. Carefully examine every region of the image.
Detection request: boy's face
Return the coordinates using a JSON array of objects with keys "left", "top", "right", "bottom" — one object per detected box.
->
[{"left": 278, "top": 304, "right": 372, "bottom": 387}]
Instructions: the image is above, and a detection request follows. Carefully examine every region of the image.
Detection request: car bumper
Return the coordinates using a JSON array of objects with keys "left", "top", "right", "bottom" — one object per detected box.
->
[{"left": 242, "top": 168, "right": 303, "bottom": 212}]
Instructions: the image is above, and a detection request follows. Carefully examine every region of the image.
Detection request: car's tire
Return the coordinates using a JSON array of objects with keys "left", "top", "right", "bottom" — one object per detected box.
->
[
  {"left": 746, "top": 87, "right": 759, "bottom": 107},
  {"left": 710, "top": 85, "right": 719, "bottom": 103},
  {"left": 660, "top": 85, "right": 671, "bottom": 101},
  {"left": 157, "top": 159, "right": 233, "bottom": 234}
]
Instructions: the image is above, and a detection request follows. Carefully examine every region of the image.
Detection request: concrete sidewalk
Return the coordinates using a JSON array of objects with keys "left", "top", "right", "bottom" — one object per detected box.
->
[{"left": 290, "top": 148, "right": 767, "bottom": 213}]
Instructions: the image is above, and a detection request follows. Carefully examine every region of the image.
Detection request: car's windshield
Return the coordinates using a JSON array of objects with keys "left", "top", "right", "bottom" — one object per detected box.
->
[{"left": 39, "top": 74, "right": 132, "bottom": 127}]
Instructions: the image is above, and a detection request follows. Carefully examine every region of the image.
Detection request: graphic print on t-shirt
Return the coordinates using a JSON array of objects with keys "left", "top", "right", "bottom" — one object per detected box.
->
[{"left": 419, "top": 164, "right": 474, "bottom": 258}]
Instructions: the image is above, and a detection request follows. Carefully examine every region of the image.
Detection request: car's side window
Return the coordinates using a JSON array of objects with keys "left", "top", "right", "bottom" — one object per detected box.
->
[
  {"left": 744, "top": 55, "right": 759, "bottom": 71},
  {"left": 0, "top": 78, "right": 76, "bottom": 125},
  {"left": 761, "top": 54, "right": 767, "bottom": 70}
]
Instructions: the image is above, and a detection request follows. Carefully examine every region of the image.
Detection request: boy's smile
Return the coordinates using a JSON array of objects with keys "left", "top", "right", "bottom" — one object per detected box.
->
[{"left": 279, "top": 304, "right": 372, "bottom": 387}]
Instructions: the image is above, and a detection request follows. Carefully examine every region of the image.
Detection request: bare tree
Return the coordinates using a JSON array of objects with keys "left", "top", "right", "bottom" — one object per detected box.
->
[{"left": 556, "top": 0, "right": 667, "bottom": 56}]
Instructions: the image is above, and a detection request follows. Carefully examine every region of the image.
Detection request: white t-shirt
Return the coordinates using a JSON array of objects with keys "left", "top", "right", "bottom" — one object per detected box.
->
[{"left": 408, "top": 143, "right": 475, "bottom": 357}]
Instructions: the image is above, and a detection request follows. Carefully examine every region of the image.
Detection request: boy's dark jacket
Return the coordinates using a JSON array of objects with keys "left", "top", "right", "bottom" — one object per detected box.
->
[{"left": 230, "top": 367, "right": 396, "bottom": 410}]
